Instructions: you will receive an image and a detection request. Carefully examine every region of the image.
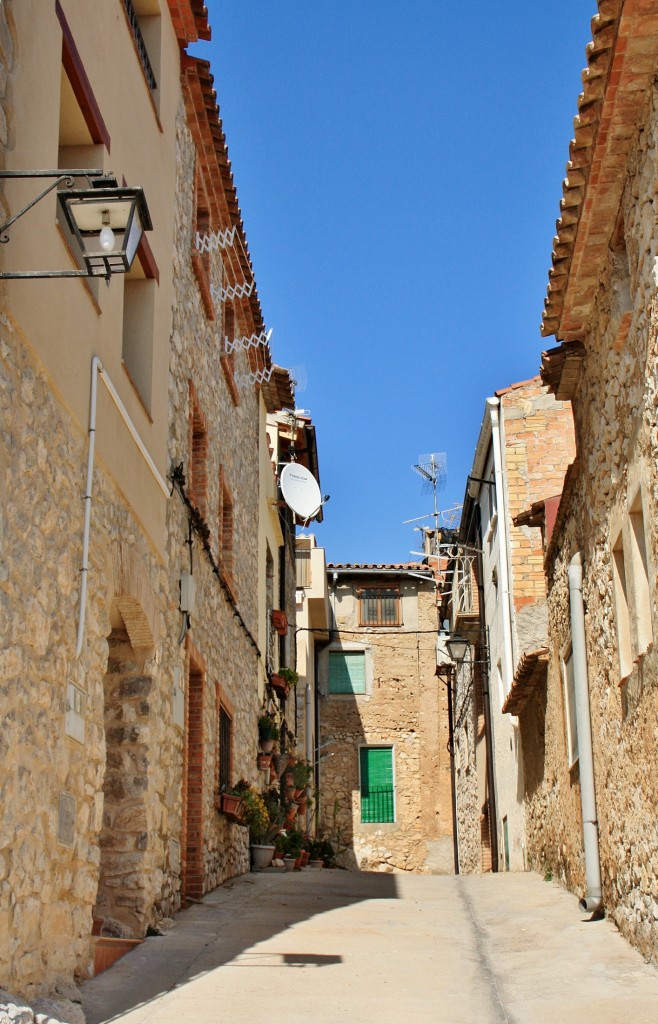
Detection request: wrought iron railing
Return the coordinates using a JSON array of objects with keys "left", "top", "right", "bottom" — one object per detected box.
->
[{"left": 122, "top": 0, "right": 157, "bottom": 92}]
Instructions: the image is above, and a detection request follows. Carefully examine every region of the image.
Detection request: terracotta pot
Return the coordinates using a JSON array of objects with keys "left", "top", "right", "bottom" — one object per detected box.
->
[
  {"left": 271, "top": 674, "right": 290, "bottom": 698},
  {"left": 300, "top": 850, "right": 310, "bottom": 867},
  {"left": 285, "top": 807, "right": 297, "bottom": 826},
  {"left": 296, "top": 800, "right": 307, "bottom": 816},
  {"left": 284, "top": 771, "right": 294, "bottom": 787},
  {"left": 216, "top": 793, "right": 246, "bottom": 824},
  {"left": 257, "top": 752, "right": 272, "bottom": 771},
  {"left": 294, "top": 855, "right": 303, "bottom": 870}
]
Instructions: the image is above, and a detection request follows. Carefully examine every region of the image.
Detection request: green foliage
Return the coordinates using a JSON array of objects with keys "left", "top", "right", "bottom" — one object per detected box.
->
[
  {"left": 258, "top": 715, "right": 279, "bottom": 741},
  {"left": 278, "top": 666, "right": 299, "bottom": 688},
  {"left": 292, "top": 759, "right": 313, "bottom": 790},
  {"left": 232, "top": 780, "right": 280, "bottom": 844}
]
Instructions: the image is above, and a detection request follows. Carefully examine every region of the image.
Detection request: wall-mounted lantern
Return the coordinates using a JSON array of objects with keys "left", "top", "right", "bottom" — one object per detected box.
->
[{"left": 0, "top": 169, "right": 152, "bottom": 280}]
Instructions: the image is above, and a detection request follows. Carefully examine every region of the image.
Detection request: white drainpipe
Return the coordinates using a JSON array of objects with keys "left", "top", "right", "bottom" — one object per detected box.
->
[
  {"left": 487, "top": 397, "right": 514, "bottom": 693},
  {"left": 75, "top": 356, "right": 170, "bottom": 657},
  {"left": 568, "top": 552, "right": 602, "bottom": 915}
]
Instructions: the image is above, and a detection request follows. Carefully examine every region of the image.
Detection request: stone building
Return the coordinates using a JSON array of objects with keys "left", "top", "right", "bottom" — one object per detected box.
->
[
  {"left": 443, "top": 379, "right": 575, "bottom": 875},
  {"left": 258, "top": 407, "right": 324, "bottom": 776},
  {"left": 530, "top": 0, "right": 658, "bottom": 959},
  {"left": 318, "top": 564, "right": 454, "bottom": 873},
  {"left": 0, "top": 0, "right": 299, "bottom": 998},
  {"left": 294, "top": 534, "right": 330, "bottom": 781}
]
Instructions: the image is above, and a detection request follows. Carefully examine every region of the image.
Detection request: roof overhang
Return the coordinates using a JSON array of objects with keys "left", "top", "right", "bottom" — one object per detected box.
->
[
  {"left": 502, "top": 648, "right": 549, "bottom": 715},
  {"left": 541, "top": 1, "right": 658, "bottom": 342}
]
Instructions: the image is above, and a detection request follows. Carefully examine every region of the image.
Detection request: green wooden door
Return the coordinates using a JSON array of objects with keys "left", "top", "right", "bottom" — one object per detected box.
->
[{"left": 360, "top": 746, "right": 394, "bottom": 822}]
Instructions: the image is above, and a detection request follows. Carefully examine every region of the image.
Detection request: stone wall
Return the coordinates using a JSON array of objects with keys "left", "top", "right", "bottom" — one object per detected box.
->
[
  {"left": 528, "top": 82, "right": 658, "bottom": 961},
  {"left": 318, "top": 577, "right": 453, "bottom": 873},
  {"left": 166, "top": 100, "right": 261, "bottom": 897},
  {"left": 0, "top": 40, "right": 261, "bottom": 1005}
]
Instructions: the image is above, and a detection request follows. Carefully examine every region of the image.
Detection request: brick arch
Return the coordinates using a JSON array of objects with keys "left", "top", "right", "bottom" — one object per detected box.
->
[{"left": 110, "top": 541, "right": 157, "bottom": 654}]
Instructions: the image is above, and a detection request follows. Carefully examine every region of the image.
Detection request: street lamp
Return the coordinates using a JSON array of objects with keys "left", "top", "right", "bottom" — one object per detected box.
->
[
  {"left": 0, "top": 170, "right": 152, "bottom": 280},
  {"left": 446, "top": 634, "right": 470, "bottom": 664}
]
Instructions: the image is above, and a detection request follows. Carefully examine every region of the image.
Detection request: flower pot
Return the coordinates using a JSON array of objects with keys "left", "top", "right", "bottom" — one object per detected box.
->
[
  {"left": 283, "top": 856, "right": 296, "bottom": 872},
  {"left": 271, "top": 610, "right": 288, "bottom": 635},
  {"left": 271, "top": 674, "right": 290, "bottom": 698},
  {"left": 309, "top": 859, "right": 323, "bottom": 869},
  {"left": 294, "top": 855, "right": 303, "bottom": 870},
  {"left": 300, "top": 850, "right": 310, "bottom": 867},
  {"left": 250, "top": 844, "right": 275, "bottom": 870},
  {"left": 259, "top": 738, "right": 275, "bottom": 753},
  {"left": 285, "top": 806, "right": 297, "bottom": 826},
  {"left": 272, "top": 753, "right": 289, "bottom": 775},
  {"left": 216, "top": 793, "right": 246, "bottom": 824},
  {"left": 284, "top": 771, "right": 294, "bottom": 787},
  {"left": 257, "top": 752, "right": 272, "bottom": 771},
  {"left": 296, "top": 800, "right": 307, "bottom": 816}
]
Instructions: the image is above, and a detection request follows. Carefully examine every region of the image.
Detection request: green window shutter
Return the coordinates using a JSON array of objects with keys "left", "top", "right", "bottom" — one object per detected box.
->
[
  {"left": 329, "top": 651, "right": 366, "bottom": 694},
  {"left": 360, "top": 747, "right": 394, "bottom": 823}
]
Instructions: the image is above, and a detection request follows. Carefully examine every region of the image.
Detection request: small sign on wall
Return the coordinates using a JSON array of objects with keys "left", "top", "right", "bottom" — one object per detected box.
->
[
  {"left": 57, "top": 792, "right": 76, "bottom": 847},
  {"left": 65, "top": 683, "right": 86, "bottom": 744}
]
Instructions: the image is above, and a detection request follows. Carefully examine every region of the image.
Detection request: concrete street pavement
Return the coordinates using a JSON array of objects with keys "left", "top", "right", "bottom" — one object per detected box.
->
[{"left": 81, "top": 870, "right": 658, "bottom": 1024}]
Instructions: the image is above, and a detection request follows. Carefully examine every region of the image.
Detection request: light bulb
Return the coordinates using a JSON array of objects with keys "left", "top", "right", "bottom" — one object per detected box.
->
[{"left": 99, "top": 224, "right": 116, "bottom": 252}]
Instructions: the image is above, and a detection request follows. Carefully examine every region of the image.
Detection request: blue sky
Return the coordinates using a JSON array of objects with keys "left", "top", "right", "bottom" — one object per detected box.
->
[{"left": 194, "top": 2, "right": 595, "bottom": 563}]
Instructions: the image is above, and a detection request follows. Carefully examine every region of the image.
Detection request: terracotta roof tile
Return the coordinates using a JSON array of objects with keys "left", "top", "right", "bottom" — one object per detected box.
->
[
  {"left": 502, "top": 648, "right": 549, "bottom": 715},
  {"left": 541, "top": 1, "right": 658, "bottom": 341}
]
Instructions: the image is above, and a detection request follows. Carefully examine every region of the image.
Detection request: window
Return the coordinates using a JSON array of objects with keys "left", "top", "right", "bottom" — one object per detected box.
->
[
  {"left": 612, "top": 530, "right": 632, "bottom": 680},
  {"left": 121, "top": 0, "right": 161, "bottom": 104},
  {"left": 562, "top": 644, "right": 578, "bottom": 768},
  {"left": 296, "top": 549, "right": 311, "bottom": 588},
  {"left": 358, "top": 587, "right": 400, "bottom": 627},
  {"left": 122, "top": 251, "right": 156, "bottom": 411},
  {"left": 188, "top": 381, "right": 208, "bottom": 519},
  {"left": 218, "top": 466, "right": 235, "bottom": 596},
  {"left": 611, "top": 489, "right": 654, "bottom": 691},
  {"left": 217, "top": 704, "right": 232, "bottom": 793},
  {"left": 328, "top": 651, "right": 366, "bottom": 695},
  {"left": 192, "top": 172, "right": 214, "bottom": 319},
  {"left": 360, "top": 747, "right": 394, "bottom": 823},
  {"left": 628, "top": 493, "right": 653, "bottom": 656},
  {"left": 220, "top": 302, "right": 240, "bottom": 406}
]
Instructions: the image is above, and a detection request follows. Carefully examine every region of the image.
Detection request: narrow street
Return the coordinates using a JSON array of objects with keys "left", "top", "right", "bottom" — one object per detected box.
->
[{"left": 81, "top": 870, "right": 658, "bottom": 1024}]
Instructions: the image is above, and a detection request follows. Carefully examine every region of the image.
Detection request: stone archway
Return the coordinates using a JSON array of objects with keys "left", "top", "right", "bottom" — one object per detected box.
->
[{"left": 93, "top": 542, "right": 157, "bottom": 939}]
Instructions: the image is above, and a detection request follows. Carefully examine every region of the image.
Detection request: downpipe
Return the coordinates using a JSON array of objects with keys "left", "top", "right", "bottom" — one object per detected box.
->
[{"left": 568, "top": 552, "right": 603, "bottom": 916}]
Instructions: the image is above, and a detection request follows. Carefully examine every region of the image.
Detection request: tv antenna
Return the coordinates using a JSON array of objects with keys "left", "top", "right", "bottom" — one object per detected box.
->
[{"left": 404, "top": 453, "right": 446, "bottom": 559}]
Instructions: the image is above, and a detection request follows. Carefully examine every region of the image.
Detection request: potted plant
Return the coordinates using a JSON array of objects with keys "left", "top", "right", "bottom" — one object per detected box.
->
[
  {"left": 258, "top": 715, "right": 279, "bottom": 753},
  {"left": 271, "top": 666, "right": 298, "bottom": 698},
  {"left": 292, "top": 759, "right": 313, "bottom": 798},
  {"left": 234, "top": 780, "right": 281, "bottom": 869},
  {"left": 215, "top": 789, "right": 246, "bottom": 824}
]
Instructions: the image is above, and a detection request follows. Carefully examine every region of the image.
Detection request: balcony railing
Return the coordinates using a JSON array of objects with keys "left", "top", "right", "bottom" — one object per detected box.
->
[
  {"left": 122, "top": 0, "right": 157, "bottom": 91},
  {"left": 454, "top": 555, "right": 477, "bottom": 616}
]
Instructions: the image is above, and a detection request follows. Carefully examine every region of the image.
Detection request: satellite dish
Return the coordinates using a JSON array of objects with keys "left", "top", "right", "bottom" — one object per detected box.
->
[{"left": 280, "top": 462, "right": 322, "bottom": 521}]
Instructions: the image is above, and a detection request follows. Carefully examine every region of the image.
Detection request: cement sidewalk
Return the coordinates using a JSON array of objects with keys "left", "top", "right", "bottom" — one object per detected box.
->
[{"left": 81, "top": 870, "right": 658, "bottom": 1024}]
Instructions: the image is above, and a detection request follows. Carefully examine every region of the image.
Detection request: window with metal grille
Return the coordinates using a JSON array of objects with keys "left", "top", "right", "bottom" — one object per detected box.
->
[
  {"left": 358, "top": 587, "right": 400, "bottom": 627},
  {"left": 360, "top": 747, "right": 394, "bottom": 823},
  {"left": 218, "top": 706, "right": 232, "bottom": 792},
  {"left": 328, "top": 651, "right": 366, "bottom": 694},
  {"left": 218, "top": 467, "right": 235, "bottom": 592},
  {"left": 122, "top": 0, "right": 157, "bottom": 91}
]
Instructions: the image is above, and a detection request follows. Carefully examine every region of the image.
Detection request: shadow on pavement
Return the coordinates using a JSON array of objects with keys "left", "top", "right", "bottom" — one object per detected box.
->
[{"left": 81, "top": 870, "right": 399, "bottom": 1024}]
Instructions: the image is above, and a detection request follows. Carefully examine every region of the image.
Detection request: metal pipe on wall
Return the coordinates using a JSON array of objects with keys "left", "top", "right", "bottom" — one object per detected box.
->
[{"left": 568, "top": 551, "right": 602, "bottom": 915}]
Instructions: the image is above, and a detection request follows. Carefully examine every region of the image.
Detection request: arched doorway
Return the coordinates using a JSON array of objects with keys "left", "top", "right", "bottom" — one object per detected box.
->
[{"left": 93, "top": 606, "right": 153, "bottom": 938}]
